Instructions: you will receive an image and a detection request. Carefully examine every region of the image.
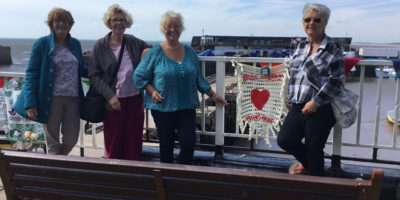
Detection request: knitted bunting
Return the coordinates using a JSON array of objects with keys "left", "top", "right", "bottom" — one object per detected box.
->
[{"left": 233, "top": 59, "right": 290, "bottom": 146}]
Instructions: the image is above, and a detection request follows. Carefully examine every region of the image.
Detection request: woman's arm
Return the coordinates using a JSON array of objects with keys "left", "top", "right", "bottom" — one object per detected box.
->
[
  {"left": 312, "top": 50, "right": 345, "bottom": 107},
  {"left": 88, "top": 42, "right": 115, "bottom": 100},
  {"left": 133, "top": 48, "right": 156, "bottom": 90}
]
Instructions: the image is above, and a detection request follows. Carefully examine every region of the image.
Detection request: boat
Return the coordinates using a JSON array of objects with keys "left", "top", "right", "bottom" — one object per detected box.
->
[
  {"left": 387, "top": 109, "right": 400, "bottom": 125},
  {"left": 375, "top": 67, "right": 397, "bottom": 79},
  {"left": 0, "top": 45, "right": 12, "bottom": 65}
]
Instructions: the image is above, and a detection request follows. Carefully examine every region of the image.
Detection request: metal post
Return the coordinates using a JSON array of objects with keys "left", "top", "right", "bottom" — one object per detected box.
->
[
  {"left": 214, "top": 60, "right": 225, "bottom": 158},
  {"left": 331, "top": 124, "right": 342, "bottom": 169},
  {"left": 79, "top": 120, "right": 85, "bottom": 156},
  {"left": 80, "top": 147, "right": 85, "bottom": 157}
]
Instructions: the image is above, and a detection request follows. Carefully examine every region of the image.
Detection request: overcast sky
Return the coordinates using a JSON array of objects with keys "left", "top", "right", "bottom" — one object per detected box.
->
[{"left": 0, "top": 0, "right": 399, "bottom": 43}]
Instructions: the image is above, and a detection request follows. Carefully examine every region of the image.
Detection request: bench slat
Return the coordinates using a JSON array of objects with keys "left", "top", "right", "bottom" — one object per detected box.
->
[
  {"left": 12, "top": 175, "right": 158, "bottom": 198},
  {"left": 162, "top": 178, "right": 357, "bottom": 200},
  {"left": 165, "top": 191, "right": 356, "bottom": 200},
  {"left": 15, "top": 188, "right": 121, "bottom": 200},
  {"left": 8, "top": 163, "right": 156, "bottom": 188}
]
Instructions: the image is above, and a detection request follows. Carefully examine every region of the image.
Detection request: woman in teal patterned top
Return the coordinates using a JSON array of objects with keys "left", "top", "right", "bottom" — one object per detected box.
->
[{"left": 133, "top": 10, "right": 226, "bottom": 164}]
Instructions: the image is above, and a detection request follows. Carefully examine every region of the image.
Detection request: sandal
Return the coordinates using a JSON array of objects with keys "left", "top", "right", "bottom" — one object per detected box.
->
[{"left": 289, "top": 162, "right": 307, "bottom": 175}]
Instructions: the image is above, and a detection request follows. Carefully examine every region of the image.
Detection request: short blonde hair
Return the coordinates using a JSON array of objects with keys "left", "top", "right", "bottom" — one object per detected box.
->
[
  {"left": 160, "top": 10, "right": 185, "bottom": 32},
  {"left": 46, "top": 8, "right": 74, "bottom": 32},
  {"left": 103, "top": 4, "right": 133, "bottom": 29}
]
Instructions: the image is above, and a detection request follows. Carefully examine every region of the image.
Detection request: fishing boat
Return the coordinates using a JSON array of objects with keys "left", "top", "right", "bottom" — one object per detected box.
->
[{"left": 387, "top": 109, "right": 400, "bottom": 125}]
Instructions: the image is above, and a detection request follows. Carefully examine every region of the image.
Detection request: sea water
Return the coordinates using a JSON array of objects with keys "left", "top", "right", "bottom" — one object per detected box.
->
[{"left": 0, "top": 38, "right": 171, "bottom": 67}]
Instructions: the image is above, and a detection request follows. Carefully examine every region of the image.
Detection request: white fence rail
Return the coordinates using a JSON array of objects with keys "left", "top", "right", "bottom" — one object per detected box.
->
[{"left": 1, "top": 57, "right": 399, "bottom": 165}]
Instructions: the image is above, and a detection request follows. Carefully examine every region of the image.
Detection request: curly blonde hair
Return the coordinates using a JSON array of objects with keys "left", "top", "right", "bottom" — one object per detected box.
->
[
  {"left": 160, "top": 10, "right": 185, "bottom": 32},
  {"left": 103, "top": 4, "right": 133, "bottom": 29}
]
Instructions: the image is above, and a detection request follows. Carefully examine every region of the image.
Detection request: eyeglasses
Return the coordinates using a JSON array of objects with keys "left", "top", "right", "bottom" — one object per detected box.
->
[
  {"left": 303, "top": 18, "right": 322, "bottom": 23},
  {"left": 54, "top": 19, "right": 69, "bottom": 24},
  {"left": 164, "top": 25, "right": 181, "bottom": 30},
  {"left": 110, "top": 18, "right": 126, "bottom": 23}
]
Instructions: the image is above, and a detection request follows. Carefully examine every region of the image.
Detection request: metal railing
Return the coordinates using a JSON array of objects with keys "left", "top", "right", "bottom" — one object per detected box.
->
[{"left": 1, "top": 57, "right": 399, "bottom": 167}]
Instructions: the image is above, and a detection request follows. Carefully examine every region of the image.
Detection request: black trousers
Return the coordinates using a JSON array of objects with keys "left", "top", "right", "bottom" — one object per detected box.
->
[
  {"left": 277, "top": 103, "right": 336, "bottom": 175},
  {"left": 151, "top": 109, "right": 196, "bottom": 164}
]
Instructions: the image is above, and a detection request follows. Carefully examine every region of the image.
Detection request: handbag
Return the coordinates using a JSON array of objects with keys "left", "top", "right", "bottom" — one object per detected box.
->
[
  {"left": 330, "top": 88, "right": 358, "bottom": 128},
  {"left": 80, "top": 86, "right": 106, "bottom": 123},
  {"left": 80, "top": 38, "right": 126, "bottom": 123},
  {"left": 306, "top": 76, "right": 358, "bottom": 128}
]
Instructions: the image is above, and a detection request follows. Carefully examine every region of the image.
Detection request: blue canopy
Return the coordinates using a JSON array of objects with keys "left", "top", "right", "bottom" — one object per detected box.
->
[{"left": 198, "top": 49, "right": 215, "bottom": 56}]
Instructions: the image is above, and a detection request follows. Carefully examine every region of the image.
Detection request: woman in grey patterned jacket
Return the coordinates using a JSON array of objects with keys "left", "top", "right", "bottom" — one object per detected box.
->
[{"left": 277, "top": 3, "right": 345, "bottom": 176}]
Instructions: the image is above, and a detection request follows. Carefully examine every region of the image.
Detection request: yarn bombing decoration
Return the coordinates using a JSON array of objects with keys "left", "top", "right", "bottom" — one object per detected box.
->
[
  {"left": 251, "top": 89, "right": 270, "bottom": 110},
  {"left": 233, "top": 59, "right": 290, "bottom": 146}
]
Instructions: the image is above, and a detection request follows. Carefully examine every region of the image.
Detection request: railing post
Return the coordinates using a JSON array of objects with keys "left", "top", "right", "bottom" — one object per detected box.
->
[
  {"left": 79, "top": 120, "right": 85, "bottom": 157},
  {"left": 392, "top": 78, "right": 400, "bottom": 144},
  {"left": 214, "top": 60, "right": 225, "bottom": 158},
  {"left": 331, "top": 124, "right": 342, "bottom": 169}
]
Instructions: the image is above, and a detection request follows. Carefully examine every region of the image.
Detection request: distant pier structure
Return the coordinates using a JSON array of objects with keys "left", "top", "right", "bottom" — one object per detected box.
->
[
  {"left": 191, "top": 35, "right": 352, "bottom": 57},
  {"left": 351, "top": 43, "right": 400, "bottom": 58},
  {"left": 0, "top": 45, "right": 12, "bottom": 65}
]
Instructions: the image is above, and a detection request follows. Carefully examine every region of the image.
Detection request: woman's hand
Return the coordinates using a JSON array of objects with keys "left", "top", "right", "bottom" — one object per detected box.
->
[
  {"left": 212, "top": 94, "right": 228, "bottom": 107},
  {"left": 145, "top": 84, "right": 163, "bottom": 103},
  {"left": 109, "top": 95, "right": 121, "bottom": 111},
  {"left": 150, "top": 90, "right": 163, "bottom": 103},
  {"left": 26, "top": 107, "right": 38, "bottom": 121},
  {"left": 302, "top": 100, "right": 318, "bottom": 114},
  {"left": 207, "top": 89, "right": 227, "bottom": 107}
]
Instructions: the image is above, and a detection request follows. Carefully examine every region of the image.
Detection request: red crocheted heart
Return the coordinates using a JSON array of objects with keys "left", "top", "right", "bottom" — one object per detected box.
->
[{"left": 251, "top": 89, "right": 270, "bottom": 110}]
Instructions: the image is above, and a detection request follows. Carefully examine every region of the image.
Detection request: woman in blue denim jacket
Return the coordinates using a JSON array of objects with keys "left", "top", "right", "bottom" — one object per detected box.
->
[
  {"left": 134, "top": 11, "right": 227, "bottom": 164},
  {"left": 14, "top": 8, "right": 88, "bottom": 155}
]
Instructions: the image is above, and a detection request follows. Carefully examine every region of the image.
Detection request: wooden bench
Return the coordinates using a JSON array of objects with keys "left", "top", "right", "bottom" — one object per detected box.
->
[{"left": 0, "top": 149, "right": 384, "bottom": 200}]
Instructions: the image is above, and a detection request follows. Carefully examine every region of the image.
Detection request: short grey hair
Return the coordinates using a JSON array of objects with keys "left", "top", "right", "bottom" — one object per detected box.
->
[
  {"left": 160, "top": 10, "right": 185, "bottom": 32},
  {"left": 302, "top": 3, "right": 330, "bottom": 25},
  {"left": 103, "top": 4, "right": 133, "bottom": 29}
]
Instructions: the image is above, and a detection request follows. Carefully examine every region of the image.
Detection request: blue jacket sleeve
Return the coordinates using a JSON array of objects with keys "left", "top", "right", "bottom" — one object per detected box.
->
[{"left": 23, "top": 39, "right": 43, "bottom": 109}]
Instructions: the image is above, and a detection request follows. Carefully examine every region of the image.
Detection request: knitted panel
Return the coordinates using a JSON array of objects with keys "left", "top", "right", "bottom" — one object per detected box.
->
[{"left": 233, "top": 59, "right": 290, "bottom": 146}]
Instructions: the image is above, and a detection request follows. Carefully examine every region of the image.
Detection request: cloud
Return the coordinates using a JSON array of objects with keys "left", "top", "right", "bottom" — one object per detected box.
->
[{"left": 0, "top": 0, "right": 399, "bottom": 43}]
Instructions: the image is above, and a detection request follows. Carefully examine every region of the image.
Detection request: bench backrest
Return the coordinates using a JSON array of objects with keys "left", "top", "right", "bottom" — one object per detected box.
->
[{"left": 0, "top": 150, "right": 384, "bottom": 200}]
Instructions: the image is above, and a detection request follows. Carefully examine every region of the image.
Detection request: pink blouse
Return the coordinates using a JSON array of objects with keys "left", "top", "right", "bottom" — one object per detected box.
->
[{"left": 111, "top": 45, "right": 140, "bottom": 98}]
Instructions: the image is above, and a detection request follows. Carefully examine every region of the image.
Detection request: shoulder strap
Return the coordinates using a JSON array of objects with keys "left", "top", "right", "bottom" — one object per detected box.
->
[
  {"left": 113, "top": 37, "right": 126, "bottom": 78},
  {"left": 116, "top": 37, "right": 126, "bottom": 71}
]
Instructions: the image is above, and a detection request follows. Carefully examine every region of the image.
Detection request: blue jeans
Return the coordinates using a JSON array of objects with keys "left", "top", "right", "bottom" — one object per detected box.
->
[
  {"left": 151, "top": 109, "right": 196, "bottom": 164},
  {"left": 277, "top": 103, "right": 336, "bottom": 176}
]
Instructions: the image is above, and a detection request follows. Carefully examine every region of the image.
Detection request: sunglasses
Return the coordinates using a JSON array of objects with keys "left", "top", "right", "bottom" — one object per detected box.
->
[{"left": 303, "top": 18, "right": 322, "bottom": 23}]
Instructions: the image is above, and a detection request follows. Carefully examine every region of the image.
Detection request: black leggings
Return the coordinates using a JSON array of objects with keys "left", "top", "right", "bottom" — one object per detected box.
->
[
  {"left": 151, "top": 109, "right": 196, "bottom": 164},
  {"left": 277, "top": 103, "right": 336, "bottom": 175}
]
